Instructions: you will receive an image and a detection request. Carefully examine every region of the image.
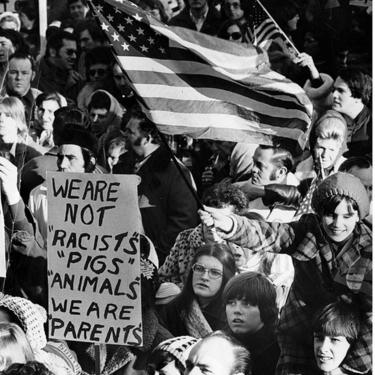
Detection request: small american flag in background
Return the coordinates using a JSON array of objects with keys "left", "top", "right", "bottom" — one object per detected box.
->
[
  {"left": 88, "top": 0, "right": 312, "bottom": 147},
  {"left": 248, "top": 0, "right": 298, "bottom": 59}
]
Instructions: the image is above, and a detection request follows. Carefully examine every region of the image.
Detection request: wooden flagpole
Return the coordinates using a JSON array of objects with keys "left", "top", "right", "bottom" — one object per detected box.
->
[{"left": 255, "top": 0, "right": 300, "bottom": 55}]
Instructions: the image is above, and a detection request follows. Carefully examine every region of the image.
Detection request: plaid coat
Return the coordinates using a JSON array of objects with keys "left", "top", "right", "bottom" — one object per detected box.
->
[{"left": 223, "top": 213, "right": 372, "bottom": 375}]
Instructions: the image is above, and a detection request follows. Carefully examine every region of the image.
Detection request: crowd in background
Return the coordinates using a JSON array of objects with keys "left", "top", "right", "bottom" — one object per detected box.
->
[{"left": 0, "top": 0, "right": 371, "bottom": 374}]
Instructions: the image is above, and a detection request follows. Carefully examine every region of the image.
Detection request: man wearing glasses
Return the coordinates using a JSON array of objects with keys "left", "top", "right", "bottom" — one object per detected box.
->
[{"left": 36, "top": 30, "right": 83, "bottom": 101}]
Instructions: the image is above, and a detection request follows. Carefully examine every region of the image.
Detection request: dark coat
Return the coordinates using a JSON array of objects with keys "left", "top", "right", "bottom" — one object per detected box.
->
[
  {"left": 116, "top": 146, "right": 199, "bottom": 263},
  {"left": 169, "top": 6, "right": 222, "bottom": 36}
]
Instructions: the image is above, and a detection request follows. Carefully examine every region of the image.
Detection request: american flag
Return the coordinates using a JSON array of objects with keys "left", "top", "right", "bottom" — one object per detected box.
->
[
  {"left": 88, "top": 0, "right": 312, "bottom": 147},
  {"left": 248, "top": 0, "right": 298, "bottom": 58}
]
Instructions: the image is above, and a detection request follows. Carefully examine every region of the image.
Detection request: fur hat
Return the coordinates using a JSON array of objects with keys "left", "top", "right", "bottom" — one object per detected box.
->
[
  {"left": 59, "top": 124, "right": 98, "bottom": 155},
  {"left": 155, "top": 336, "right": 199, "bottom": 367},
  {"left": 312, "top": 172, "right": 370, "bottom": 219},
  {"left": 0, "top": 293, "right": 47, "bottom": 351}
]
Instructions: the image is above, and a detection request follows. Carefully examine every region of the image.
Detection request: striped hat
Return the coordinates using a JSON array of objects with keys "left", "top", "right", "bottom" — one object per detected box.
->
[{"left": 154, "top": 336, "right": 200, "bottom": 367}]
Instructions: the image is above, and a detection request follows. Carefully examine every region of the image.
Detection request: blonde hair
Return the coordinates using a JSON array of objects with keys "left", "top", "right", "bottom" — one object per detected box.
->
[
  {"left": 310, "top": 110, "right": 348, "bottom": 150},
  {"left": 0, "top": 97, "right": 28, "bottom": 143},
  {"left": 0, "top": 323, "right": 34, "bottom": 371}
]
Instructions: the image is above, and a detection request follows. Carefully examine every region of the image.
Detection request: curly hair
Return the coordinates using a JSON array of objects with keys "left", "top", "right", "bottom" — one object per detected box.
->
[{"left": 202, "top": 182, "right": 248, "bottom": 213}]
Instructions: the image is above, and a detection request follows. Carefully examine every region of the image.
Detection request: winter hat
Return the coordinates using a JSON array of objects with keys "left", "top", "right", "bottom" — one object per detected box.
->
[
  {"left": 0, "top": 12, "right": 21, "bottom": 31},
  {"left": 154, "top": 336, "right": 200, "bottom": 367},
  {"left": 59, "top": 124, "right": 98, "bottom": 155},
  {"left": 0, "top": 293, "right": 47, "bottom": 351},
  {"left": 311, "top": 172, "right": 370, "bottom": 219}
]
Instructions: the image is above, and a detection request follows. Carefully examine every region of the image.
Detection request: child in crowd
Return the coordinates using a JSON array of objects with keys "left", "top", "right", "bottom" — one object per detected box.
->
[
  {"left": 199, "top": 172, "right": 372, "bottom": 375},
  {"left": 223, "top": 272, "right": 280, "bottom": 375},
  {"left": 312, "top": 300, "right": 361, "bottom": 374}
]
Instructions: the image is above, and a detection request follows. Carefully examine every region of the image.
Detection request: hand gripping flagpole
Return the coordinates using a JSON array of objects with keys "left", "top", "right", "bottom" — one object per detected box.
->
[{"left": 255, "top": 0, "right": 300, "bottom": 56}]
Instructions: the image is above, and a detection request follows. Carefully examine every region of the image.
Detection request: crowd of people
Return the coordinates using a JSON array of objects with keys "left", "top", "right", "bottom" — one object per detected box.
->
[{"left": 0, "top": 0, "right": 371, "bottom": 374}]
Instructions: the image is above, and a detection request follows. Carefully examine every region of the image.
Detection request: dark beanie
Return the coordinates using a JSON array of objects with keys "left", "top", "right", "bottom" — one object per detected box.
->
[
  {"left": 60, "top": 124, "right": 98, "bottom": 155},
  {"left": 311, "top": 172, "right": 370, "bottom": 219}
]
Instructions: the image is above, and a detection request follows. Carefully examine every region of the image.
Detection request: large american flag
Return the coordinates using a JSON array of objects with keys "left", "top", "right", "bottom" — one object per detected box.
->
[
  {"left": 248, "top": 0, "right": 298, "bottom": 58},
  {"left": 88, "top": 0, "right": 312, "bottom": 147}
]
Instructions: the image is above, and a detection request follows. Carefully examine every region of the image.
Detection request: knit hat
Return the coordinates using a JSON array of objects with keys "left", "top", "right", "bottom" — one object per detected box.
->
[
  {"left": 0, "top": 293, "right": 47, "bottom": 351},
  {"left": 154, "top": 336, "right": 200, "bottom": 367},
  {"left": 311, "top": 172, "right": 370, "bottom": 219}
]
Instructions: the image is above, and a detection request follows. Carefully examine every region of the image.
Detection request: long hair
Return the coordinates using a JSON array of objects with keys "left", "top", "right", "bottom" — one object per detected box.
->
[
  {"left": 0, "top": 323, "right": 34, "bottom": 371},
  {"left": 0, "top": 97, "right": 28, "bottom": 142},
  {"left": 173, "top": 243, "right": 236, "bottom": 314}
]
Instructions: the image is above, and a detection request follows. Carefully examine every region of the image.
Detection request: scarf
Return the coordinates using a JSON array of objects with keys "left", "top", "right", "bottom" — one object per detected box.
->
[{"left": 181, "top": 298, "right": 213, "bottom": 338}]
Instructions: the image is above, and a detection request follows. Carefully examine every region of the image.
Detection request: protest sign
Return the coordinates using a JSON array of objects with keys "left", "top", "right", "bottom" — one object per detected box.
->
[{"left": 47, "top": 172, "right": 143, "bottom": 346}]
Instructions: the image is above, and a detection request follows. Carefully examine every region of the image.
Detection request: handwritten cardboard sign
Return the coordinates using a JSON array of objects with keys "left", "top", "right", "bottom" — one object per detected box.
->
[{"left": 47, "top": 172, "right": 143, "bottom": 346}]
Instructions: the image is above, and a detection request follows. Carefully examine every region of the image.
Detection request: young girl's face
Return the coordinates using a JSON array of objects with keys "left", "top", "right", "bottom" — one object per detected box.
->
[
  {"left": 314, "top": 333, "right": 350, "bottom": 372},
  {"left": 321, "top": 200, "right": 359, "bottom": 242},
  {"left": 226, "top": 298, "right": 263, "bottom": 334}
]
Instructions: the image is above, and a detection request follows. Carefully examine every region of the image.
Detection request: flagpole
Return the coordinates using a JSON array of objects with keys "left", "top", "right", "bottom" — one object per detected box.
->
[
  {"left": 158, "top": 131, "right": 204, "bottom": 210},
  {"left": 254, "top": 0, "right": 300, "bottom": 55}
]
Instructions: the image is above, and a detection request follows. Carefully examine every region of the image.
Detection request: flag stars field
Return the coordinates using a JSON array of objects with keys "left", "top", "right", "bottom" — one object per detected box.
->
[{"left": 88, "top": 0, "right": 313, "bottom": 146}]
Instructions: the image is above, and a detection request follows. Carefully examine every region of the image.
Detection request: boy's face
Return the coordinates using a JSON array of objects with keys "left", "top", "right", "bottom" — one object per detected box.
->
[
  {"left": 314, "top": 333, "right": 350, "bottom": 372},
  {"left": 321, "top": 200, "right": 359, "bottom": 242},
  {"left": 226, "top": 298, "right": 263, "bottom": 334}
]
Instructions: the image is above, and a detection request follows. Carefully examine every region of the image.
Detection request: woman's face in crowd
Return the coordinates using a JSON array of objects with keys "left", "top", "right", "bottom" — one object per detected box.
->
[
  {"left": 314, "top": 333, "right": 350, "bottom": 372},
  {"left": 192, "top": 255, "right": 223, "bottom": 305},
  {"left": 321, "top": 200, "right": 359, "bottom": 242},
  {"left": 223, "top": 0, "right": 244, "bottom": 21},
  {"left": 0, "top": 344, "right": 28, "bottom": 370},
  {"left": 313, "top": 138, "right": 342, "bottom": 170},
  {"left": 37, "top": 99, "right": 60, "bottom": 131},
  {"left": 226, "top": 298, "right": 263, "bottom": 334},
  {"left": 0, "top": 108, "right": 18, "bottom": 143},
  {"left": 226, "top": 24, "right": 243, "bottom": 44}
]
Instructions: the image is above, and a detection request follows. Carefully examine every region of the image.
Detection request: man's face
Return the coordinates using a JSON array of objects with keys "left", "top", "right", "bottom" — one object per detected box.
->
[
  {"left": 185, "top": 337, "right": 236, "bottom": 375},
  {"left": 88, "top": 63, "right": 110, "bottom": 82},
  {"left": 55, "top": 39, "right": 77, "bottom": 70},
  {"left": 57, "top": 144, "right": 86, "bottom": 172},
  {"left": 313, "top": 138, "right": 341, "bottom": 170},
  {"left": 69, "top": 1, "right": 89, "bottom": 20},
  {"left": 0, "top": 36, "right": 14, "bottom": 63},
  {"left": 250, "top": 147, "right": 279, "bottom": 186},
  {"left": 321, "top": 200, "right": 359, "bottom": 242},
  {"left": 332, "top": 76, "right": 359, "bottom": 116},
  {"left": 187, "top": 0, "right": 207, "bottom": 11},
  {"left": 37, "top": 99, "right": 60, "bottom": 131},
  {"left": 79, "top": 29, "right": 95, "bottom": 51},
  {"left": 347, "top": 165, "right": 372, "bottom": 201},
  {"left": 89, "top": 107, "right": 110, "bottom": 136},
  {"left": 113, "top": 63, "right": 130, "bottom": 92},
  {"left": 314, "top": 333, "right": 350, "bottom": 372},
  {"left": 7, "top": 58, "right": 34, "bottom": 96},
  {"left": 223, "top": 0, "right": 244, "bottom": 21},
  {"left": 125, "top": 117, "right": 148, "bottom": 156}
]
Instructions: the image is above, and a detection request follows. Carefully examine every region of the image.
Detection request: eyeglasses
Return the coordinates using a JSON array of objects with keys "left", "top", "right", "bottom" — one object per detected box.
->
[
  {"left": 225, "top": 31, "right": 242, "bottom": 41},
  {"left": 89, "top": 68, "right": 107, "bottom": 77},
  {"left": 192, "top": 263, "right": 223, "bottom": 279},
  {"left": 65, "top": 49, "right": 77, "bottom": 56},
  {"left": 225, "top": 2, "right": 241, "bottom": 9}
]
